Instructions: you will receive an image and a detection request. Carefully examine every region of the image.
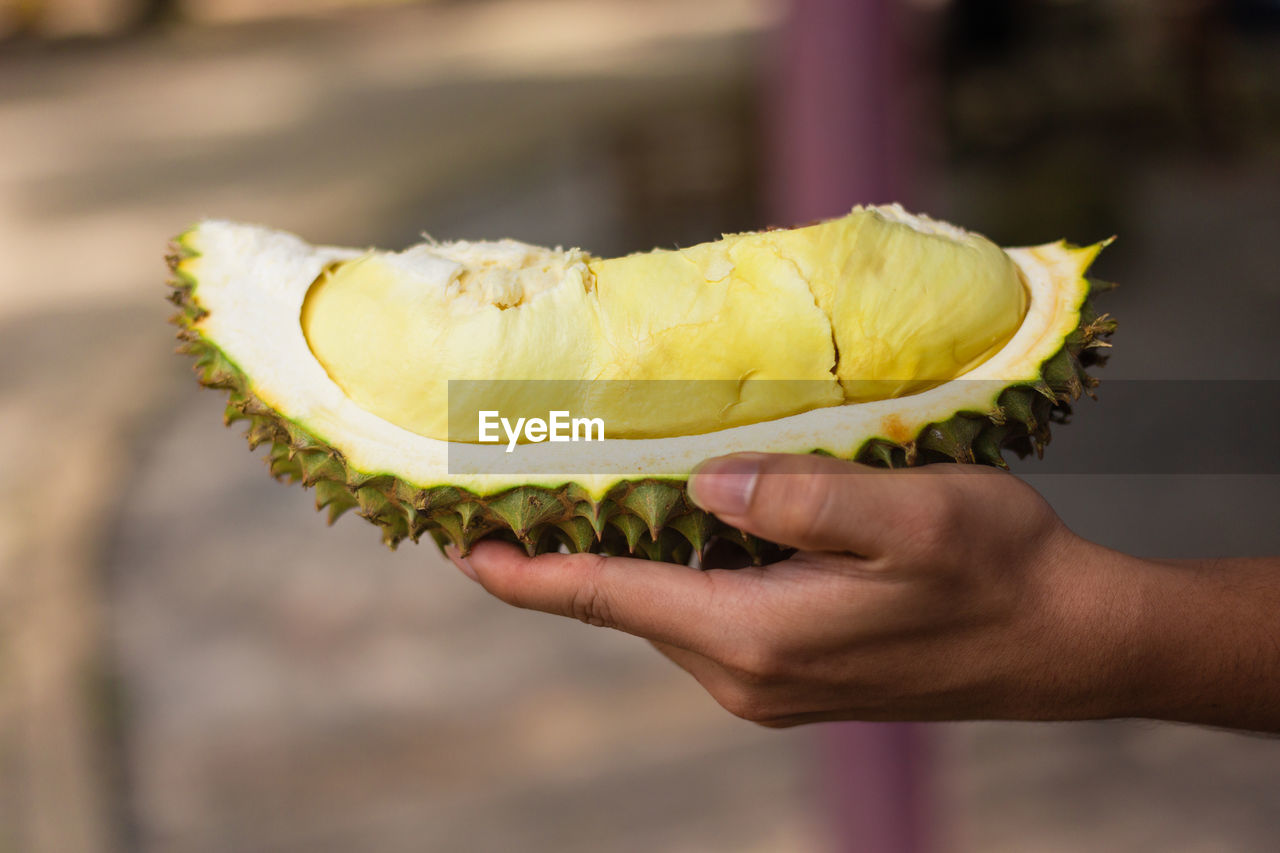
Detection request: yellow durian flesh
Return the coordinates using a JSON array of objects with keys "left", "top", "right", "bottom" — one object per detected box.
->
[
  {"left": 300, "top": 205, "right": 1028, "bottom": 441},
  {"left": 758, "top": 205, "right": 1028, "bottom": 399}
]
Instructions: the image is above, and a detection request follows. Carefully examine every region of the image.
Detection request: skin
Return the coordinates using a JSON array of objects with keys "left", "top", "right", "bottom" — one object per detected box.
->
[{"left": 448, "top": 453, "right": 1280, "bottom": 732}]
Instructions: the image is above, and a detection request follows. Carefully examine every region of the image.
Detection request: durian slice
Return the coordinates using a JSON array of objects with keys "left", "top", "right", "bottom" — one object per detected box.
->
[{"left": 167, "top": 206, "right": 1115, "bottom": 561}]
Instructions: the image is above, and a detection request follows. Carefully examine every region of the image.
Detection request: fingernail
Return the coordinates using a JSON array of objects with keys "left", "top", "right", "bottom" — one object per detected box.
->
[
  {"left": 445, "top": 545, "right": 479, "bottom": 582},
  {"left": 689, "top": 453, "right": 764, "bottom": 515}
]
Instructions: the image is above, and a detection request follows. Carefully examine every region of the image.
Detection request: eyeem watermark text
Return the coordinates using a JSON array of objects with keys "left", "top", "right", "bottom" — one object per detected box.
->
[{"left": 477, "top": 410, "right": 606, "bottom": 452}]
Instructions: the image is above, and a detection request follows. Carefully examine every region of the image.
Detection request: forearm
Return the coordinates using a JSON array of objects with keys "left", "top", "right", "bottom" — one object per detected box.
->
[{"left": 1067, "top": 543, "right": 1280, "bottom": 732}]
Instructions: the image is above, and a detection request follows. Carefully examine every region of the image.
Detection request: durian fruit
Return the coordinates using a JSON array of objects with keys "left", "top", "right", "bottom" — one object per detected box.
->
[{"left": 167, "top": 205, "right": 1114, "bottom": 563}]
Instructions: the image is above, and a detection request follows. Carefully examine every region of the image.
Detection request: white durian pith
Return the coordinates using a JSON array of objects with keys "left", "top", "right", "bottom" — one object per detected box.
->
[{"left": 168, "top": 206, "right": 1113, "bottom": 557}]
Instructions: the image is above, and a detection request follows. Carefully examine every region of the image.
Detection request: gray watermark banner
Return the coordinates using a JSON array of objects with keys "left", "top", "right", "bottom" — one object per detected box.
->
[{"left": 444, "top": 379, "right": 1280, "bottom": 476}]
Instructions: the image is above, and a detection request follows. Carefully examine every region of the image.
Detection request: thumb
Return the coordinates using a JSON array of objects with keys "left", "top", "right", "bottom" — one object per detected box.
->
[
  {"left": 454, "top": 540, "right": 732, "bottom": 654},
  {"left": 688, "top": 452, "right": 931, "bottom": 555}
]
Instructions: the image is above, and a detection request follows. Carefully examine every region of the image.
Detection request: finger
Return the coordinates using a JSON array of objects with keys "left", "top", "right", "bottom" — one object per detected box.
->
[
  {"left": 650, "top": 638, "right": 893, "bottom": 728},
  {"left": 459, "top": 540, "right": 739, "bottom": 655},
  {"left": 649, "top": 640, "right": 779, "bottom": 723},
  {"left": 688, "top": 452, "right": 958, "bottom": 555},
  {"left": 648, "top": 639, "right": 731, "bottom": 686}
]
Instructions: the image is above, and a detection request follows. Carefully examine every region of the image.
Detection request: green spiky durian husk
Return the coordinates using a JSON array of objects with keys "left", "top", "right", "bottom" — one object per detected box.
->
[{"left": 166, "top": 236, "right": 1115, "bottom": 565}]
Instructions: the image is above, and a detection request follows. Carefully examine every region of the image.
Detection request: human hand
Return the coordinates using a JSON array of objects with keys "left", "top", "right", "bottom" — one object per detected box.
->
[
  {"left": 450, "top": 450, "right": 1162, "bottom": 722},
  {"left": 447, "top": 452, "right": 1167, "bottom": 727}
]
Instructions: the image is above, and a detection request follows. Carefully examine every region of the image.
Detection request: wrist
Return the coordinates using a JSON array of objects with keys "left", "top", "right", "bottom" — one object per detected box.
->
[
  {"left": 1024, "top": 531, "right": 1167, "bottom": 721},
  {"left": 1120, "top": 555, "right": 1280, "bottom": 730},
  {"left": 1046, "top": 543, "right": 1280, "bottom": 731}
]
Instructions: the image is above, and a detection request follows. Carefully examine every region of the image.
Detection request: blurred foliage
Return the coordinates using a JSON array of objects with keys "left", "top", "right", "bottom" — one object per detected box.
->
[{"left": 936, "top": 0, "right": 1280, "bottom": 244}]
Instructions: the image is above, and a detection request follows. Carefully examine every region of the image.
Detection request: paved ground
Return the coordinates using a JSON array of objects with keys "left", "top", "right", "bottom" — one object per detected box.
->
[{"left": 2, "top": 2, "right": 1279, "bottom": 851}]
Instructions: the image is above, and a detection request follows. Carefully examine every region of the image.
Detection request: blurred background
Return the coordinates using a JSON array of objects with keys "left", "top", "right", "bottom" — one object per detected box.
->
[{"left": 2, "top": 0, "right": 1279, "bottom": 851}]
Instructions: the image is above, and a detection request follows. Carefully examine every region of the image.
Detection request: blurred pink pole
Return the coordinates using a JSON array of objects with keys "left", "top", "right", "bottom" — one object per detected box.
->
[
  {"left": 766, "top": 1, "right": 932, "bottom": 852},
  {"left": 767, "top": 0, "right": 916, "bottom": 220}
]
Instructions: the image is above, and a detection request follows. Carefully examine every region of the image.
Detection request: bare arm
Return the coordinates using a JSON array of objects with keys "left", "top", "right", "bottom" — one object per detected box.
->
[
  {"left": 1112, "top": 552, "right": 1280, "bottom": 731},
  {"left": 449, "top": 453, "right": 1280, "bottom": 732}
]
